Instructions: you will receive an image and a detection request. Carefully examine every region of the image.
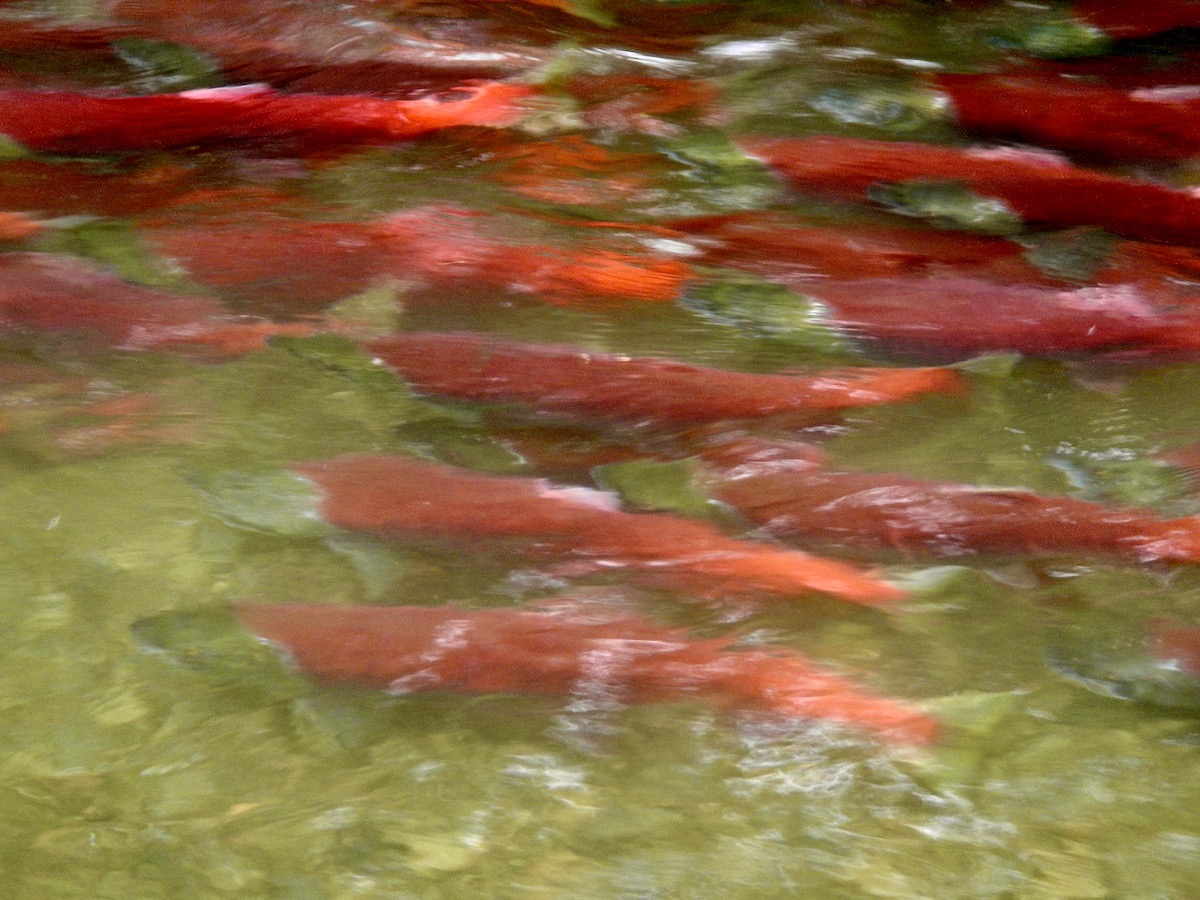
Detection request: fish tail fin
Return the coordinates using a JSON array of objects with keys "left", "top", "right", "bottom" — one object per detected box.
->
[
  {"left": 679, "top": 545, "right": 907, "bottom": 607},
  {"left": 1129, "top": 517, "right": 1200, "bottom": 563},
  {"left": 524, "top": 249, "right": 691, "bottom": 304},
  {"left": 399, "top": 81, "right": 536, "bottom": 132},
  {"left": 723, "top": 653, "right": 939, "bottom": 744}
]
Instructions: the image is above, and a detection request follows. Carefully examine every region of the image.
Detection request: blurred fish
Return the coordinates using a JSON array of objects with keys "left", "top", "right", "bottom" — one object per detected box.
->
[
  {"left": 143, "top": 205, "right": 691, "bottom": 310},
  {"left": 698, "top": 436, "right": 1200, "bottom": 564},
  {"left": 1072, "top": 0, "right": 1200, "bottom": 40},
  {"left": 934, "top": 73, "right": 1200, "bottom": 162},
  {"left": 209, "top": 453, "right": 907, "bottom": 605},
  {"left": 0, "top": 252, "right": 313, "bottom": 354},
  {"left": 0, "top": 81, "right": 533, "bottom": 155},
  {"left": 1047, "top": 613, "right": 1200, "bottom": 710},
  {"left": 233, "top": 600, "right": 938, "bottom": 743},
  {"left": 365, "top": 331, "right": 965, "bottom": 427},
  {"left": 741, "top": 135, "right": 1200, "bottom": 247},
  {"left": 690, "top": 270, "right": 1200, "bottom": 359}
]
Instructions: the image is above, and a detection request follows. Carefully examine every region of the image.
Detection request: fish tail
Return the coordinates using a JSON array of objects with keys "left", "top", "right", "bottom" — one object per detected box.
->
[
  {"left": 720, "top": 653, "right": 938, "bottom": 744},
  {"left": 677, "top": 545, "right": 907, "bottom": 607},
  {"left": 397, "top": 81, "right": 536, "bottom": 132},
  {"left": 527, "top": 249, "right": 691, "bottom": 303},
  {"left": 1128, "top": 517, "right": 1200, "bottom": 563}
]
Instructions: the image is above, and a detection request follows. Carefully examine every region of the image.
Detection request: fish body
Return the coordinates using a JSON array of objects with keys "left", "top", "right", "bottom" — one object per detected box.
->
[
  {"left": 935, "top": 73, "right": 1200, "bottom": 161},
  {"left": 233, "top": 601, "right": 937, "bottom": 743},
  {"left": 1073, "top": 0, "right": 1200, "bottom": 39},
  {"left": 365, "top": 331, "right": 964, "bottom": 427},
  {"left": 794, "top": 275, "right": 1200, "bottom": 358},
  {"left": 699, "top": 438, "right": 1200, "bottom": 563},
  {"left": 0, "top": 252, "right": 311, "bottom": 353},
  {"left": 0, "top": 81, "right": 532, "bottom": 155},
  {"left": 672, "top": 212, "right": 1034, "bottom": 281},
  {"left": 741, "top": 135, "right": 1200, "bottom": 247},
  {"left": 283, "top": 454, "right": 905, "bottom": 605},
  {"left": 144, "top": 205, "right": 690, "bottom": 308}
]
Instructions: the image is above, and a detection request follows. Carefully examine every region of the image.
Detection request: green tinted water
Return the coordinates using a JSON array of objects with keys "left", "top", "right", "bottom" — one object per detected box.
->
[{"left": 3, "top": 0, "right": 1200, "bottom": 897}]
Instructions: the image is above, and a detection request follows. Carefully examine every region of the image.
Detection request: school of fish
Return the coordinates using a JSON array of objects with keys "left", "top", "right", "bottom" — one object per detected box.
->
[{"left": 5, "top": 0, "right": 1200, "bottom": 743}]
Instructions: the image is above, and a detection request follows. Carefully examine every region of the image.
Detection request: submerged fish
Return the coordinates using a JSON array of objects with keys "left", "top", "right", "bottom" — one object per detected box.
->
[
  {"left": 1071, "top": 0, "right": 1200, "bottom": 41},
  {"left": 0, "top": 160, "right": 212, "bottom": 218},
  {"left": 143, "top": 205, "right": 692, "bottom": 309},
  {"left": 675, "top": 210, "right": 1200, "bottom": 295},
  {"left": 691, "top": 270, "right": 1200, "bottom": 359},
  {"left": 1149, "top": 623, "right": 1200, "bottom": 679},
  {"left": 671, "top": 211, "right": 1035, "bottom": 282},
  {"left": 364, "top": 331, "right": 965, "bottom": 427},
  {"left": 740, "top": 135, "right": 1200, "bottom": 247},
  {"left": 933, "top": 73, "right": 1200, "bottom": 162},
  {"left": 1047, "top": 614, "right": 1200, "bottom": 710},
  {"left": 232, "top": 601, "right": 938, "bottom": 744},
  {"left": 697, "top": 437, "right": 1200, "bottom": 564},
  {"left": 0, "top": 81, "right": 532, "bottom": 155},
  {"left": 0, "top": 252, "right": 313, "bottom": 353},
  {"left": 0, "top": 20, "right": 141, "bottom": 53},
  {"left": 209, "top": 453, "right": 905, "bottom": 605}
]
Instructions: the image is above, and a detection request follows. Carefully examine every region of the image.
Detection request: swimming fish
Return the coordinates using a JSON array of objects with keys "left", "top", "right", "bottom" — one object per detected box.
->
[
  {"left": 364, "top": 331, "right": 965, "bottom": 427},
  {"left": 697, "top": 437, "right": 1200, "bottom": 564},
  {"left": 214, "top": 453, "right": 906, "bottom": 605},
  {"left": 232, "top": 600, "right": 938, "bottom": 744},
  {"left": 1072, "top": 0, "right": 1200, "bottom": 41},
  {"left": 0, "top": 81, "right": 533, "bottom": 155},
  {"left": 933, "top": 73, "right": 1200, "bottom": 162},
  {"left": 740, "top": 135, "right": 1200, "bottom": 247},
  {"left": 691, "top": 270, "right": 1200, "bottom": 359},
  {"left": 143, "top": 205, "right": 691, "bottom": 309},
  {"left": 1149, "top": 623, "right": 1200, "bottom": 679},
  {"left": 670, "top": 211, "right": 1035, "bottom": 282},
  {"left": 0, "top": 252, "right": 312, "bottom": 353}
]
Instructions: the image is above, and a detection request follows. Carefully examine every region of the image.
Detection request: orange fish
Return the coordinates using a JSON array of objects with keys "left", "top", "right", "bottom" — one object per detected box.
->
[
  {"left": 365, "top": 331, "right": 965, "bottom": 426},
  {"left": 143, "top": 205, "right": 691, "bottom": 309},
  {"left": 276, "top": 453, "right": 906, "bottom": 605},
  {"left": 234, "top": 601, "right": 937, "bottom": 744}
]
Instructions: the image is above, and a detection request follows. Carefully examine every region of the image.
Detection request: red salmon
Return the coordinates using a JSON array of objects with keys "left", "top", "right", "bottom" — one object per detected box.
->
[
  {"left": 699, "top": 437, "right": 1200, "bottom": 563},
  {"left": 234, "top": 601, "right": 937, "bottom": 743},
  {"left": 741, "top": 135, "right": 1200, "bottom": 247},
  {"left": 286, "top": 454, "right": 906, "bottom": 605},
  {"left": 0, "top": 81, "right": 532, "bottom": 155},
  {"left": 365, "top": 332, "right": 964, "bottom": 427}
]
